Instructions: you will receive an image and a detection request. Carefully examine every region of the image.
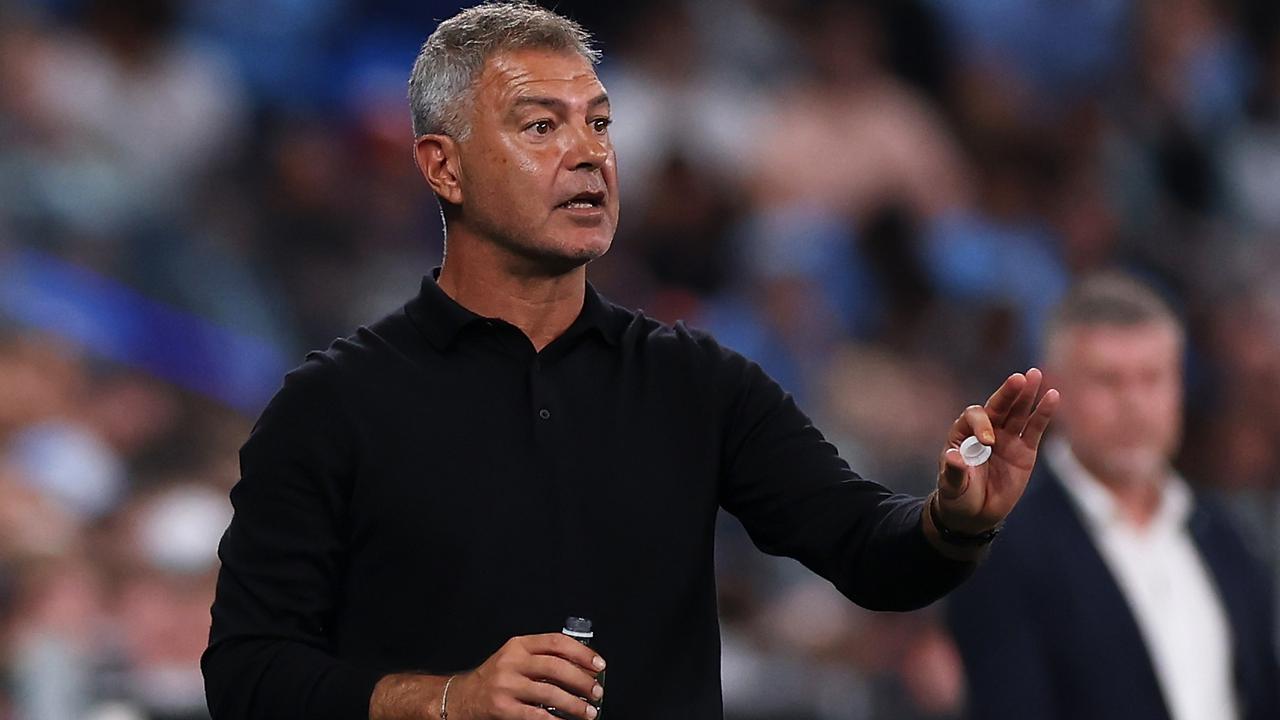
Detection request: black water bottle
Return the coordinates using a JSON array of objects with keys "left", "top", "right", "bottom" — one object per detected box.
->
[{"left": 548, "top": 616, "right": 604, "bottom": 719}]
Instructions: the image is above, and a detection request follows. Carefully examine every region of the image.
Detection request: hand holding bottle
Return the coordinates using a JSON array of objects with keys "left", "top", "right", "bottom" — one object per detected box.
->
[{"left": 446, "top": 633, "right": 605, "bottom": 720}]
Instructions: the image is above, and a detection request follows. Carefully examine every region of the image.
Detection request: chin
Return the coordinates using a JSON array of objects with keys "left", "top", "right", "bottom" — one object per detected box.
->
[
  {"left": 520, "top": 240, "right": 611, "bottom": 276},
  {"left": 568, "top": 235, "right": 613, "bottom": 263},
  {"left": 545, "top": 230, "right": 614, "bottom": 267},
  {"left": 489, "top": 224, "right": 612, "bottom": 275},
  {"left": 1098, "top": 447, "right": 1169, "bottom": 486}
]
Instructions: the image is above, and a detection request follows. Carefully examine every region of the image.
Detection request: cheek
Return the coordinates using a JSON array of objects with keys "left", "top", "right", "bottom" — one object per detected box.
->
[
  {"left": 480, "top": 140, "right": 554, "bottom": 191},
  {"left": 1151, "top": 387, "right": 1183, "bottom": 432},
  {"left": 1071, "top": 389, "right": 1118, "bottom": 428},
  {"left": 512, "top": 149, "right": 546, "bottom": 178},
  {"left": 605, "top": 153, "right": 621, "bottom": 192}
]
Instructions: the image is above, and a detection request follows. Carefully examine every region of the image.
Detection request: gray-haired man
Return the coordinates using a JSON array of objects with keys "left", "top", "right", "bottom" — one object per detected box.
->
[{"left": 203, "top": 3, "right": 1058, "bottom": 719}]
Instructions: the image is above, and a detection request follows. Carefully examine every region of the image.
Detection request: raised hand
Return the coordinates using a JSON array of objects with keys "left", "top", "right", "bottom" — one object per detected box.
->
[{"left": 933, "top": 368, "right": 1060, "bottom": 536}]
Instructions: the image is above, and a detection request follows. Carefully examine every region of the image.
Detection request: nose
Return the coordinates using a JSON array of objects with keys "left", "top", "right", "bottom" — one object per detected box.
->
[{"left": 565, "top": 124, "right": 608, "bottom": 171}]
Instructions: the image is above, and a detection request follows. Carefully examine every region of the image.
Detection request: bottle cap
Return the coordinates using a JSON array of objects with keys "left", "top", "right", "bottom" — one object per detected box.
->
[
  {"left": 562, "top": 616, "right": 593, "bottom": 638},
  {"left": 960, "top": 436, "right": 992, "bottom": 467}
]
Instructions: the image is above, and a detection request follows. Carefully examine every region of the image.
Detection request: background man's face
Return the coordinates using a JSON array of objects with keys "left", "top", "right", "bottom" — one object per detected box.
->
[
  {"left": 1051, "top": 321, "right": 1183, "bottom": 486},
  {"left": 455, "top": 48, "right": 618, "bottom": 272}
]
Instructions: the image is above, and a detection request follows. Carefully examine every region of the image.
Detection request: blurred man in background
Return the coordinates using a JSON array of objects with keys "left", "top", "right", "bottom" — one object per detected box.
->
[{"left": 947, "top": 272, "right": 1279, "bottom": 720}]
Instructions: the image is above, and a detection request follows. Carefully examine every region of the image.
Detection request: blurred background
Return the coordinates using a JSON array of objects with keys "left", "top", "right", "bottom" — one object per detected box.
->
[{"left": 1, "top": 0, "right": 1280, "bottom": 718}]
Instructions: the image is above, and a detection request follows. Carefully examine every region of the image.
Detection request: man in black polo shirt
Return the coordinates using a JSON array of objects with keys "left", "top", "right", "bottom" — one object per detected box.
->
[{"left": 201, "top": 4, "right": 1060, "bottom": 720}]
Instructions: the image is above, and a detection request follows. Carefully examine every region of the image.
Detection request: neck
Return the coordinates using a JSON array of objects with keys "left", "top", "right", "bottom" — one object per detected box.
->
[
  {"left": 1106, "top": 478, "right": 1164, "bottom": 529},
  {"left": 1079, "top": 457, "right": 1166, "bottom": 529},
  {"left": 436, "top": 233, "right": 587, "bottom": 352}
]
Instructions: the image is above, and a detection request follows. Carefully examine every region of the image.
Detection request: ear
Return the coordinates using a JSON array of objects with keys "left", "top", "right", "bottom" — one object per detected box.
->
[{"left": 414, "top": 134, "right": 464, "bottom": 205}]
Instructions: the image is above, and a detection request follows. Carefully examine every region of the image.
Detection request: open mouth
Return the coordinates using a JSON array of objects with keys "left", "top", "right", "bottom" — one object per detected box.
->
[{"left": 557, "top": 191, "right": 605, "bottom": 210}]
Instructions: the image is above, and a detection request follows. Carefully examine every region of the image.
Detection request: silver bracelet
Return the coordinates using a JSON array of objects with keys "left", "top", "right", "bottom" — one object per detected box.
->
[{"left": 440, "top": 675, "right": 457, "bottom": 720}]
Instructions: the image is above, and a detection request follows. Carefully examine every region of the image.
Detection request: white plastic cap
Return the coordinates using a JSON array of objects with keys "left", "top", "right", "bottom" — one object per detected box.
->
[{"left": 960, "top": 436, "right": 992, "bottom": 467}]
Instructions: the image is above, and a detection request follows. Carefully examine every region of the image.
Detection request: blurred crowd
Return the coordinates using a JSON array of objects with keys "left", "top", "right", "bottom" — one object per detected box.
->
[{"left": 2, "top": 0, "right": 1280, "bottom": 718}]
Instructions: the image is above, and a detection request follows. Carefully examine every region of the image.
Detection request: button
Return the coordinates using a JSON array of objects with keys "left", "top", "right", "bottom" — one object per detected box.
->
[{"left": 538, "top": 408, "right": 551, "bottom": 420}]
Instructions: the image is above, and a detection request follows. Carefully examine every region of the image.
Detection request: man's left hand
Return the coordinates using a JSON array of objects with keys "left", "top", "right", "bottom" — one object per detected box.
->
[{"left": 928, "top": 368, "right": 1060, "bottom": 549}]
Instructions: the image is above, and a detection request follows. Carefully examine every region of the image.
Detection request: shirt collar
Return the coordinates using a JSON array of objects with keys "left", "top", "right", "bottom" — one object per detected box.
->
[
  {"left": 1046, "top": 438, "right": 1193, "bottom": 534},
  {"left": 405, "top": 268, "right": 625, "bottom": 351}
]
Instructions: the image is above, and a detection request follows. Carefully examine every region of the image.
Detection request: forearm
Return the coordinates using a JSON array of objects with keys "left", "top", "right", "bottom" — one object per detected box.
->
[
  {"left": 370, "top": 673, "right": 451, "bottom": 720},
  {"left": 828, "top": 494, "right": 977, "bottom": 610}
]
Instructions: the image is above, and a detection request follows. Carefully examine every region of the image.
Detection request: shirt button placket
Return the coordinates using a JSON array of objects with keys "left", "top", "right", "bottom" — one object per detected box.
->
[{"left": 530, "top": 357, "right": 551, "bottom": 422}]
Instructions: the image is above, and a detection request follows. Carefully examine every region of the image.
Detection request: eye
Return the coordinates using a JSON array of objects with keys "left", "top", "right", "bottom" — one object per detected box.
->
[
  {"left": 527, "top": 119, "right": 553, "bottom": 136},
  {"left": 592, "top": 117, "right": 612, "bottom": 134}
]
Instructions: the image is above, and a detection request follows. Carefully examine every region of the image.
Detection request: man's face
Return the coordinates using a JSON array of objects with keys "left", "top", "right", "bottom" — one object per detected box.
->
[
  {"left": 1050, "top": 321, "right": 1183, "bottom": 486},
  {"left": 453, "top": 48, "right": 618, "bottom": 272}
]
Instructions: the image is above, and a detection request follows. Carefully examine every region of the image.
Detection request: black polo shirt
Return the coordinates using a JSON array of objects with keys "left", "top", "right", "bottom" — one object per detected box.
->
[{"left": 203, "top": 275, "right": 974, "bottom": 720}]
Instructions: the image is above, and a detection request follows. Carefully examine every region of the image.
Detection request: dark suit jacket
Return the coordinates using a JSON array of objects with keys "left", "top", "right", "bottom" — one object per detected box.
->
[{"left": 947, "top": 464, "right": 1279, "bottom": 720}]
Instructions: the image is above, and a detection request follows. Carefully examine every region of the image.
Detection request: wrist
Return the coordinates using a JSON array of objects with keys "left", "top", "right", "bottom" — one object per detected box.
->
[
  {"left": 370, "top": 672, "right": 451, "bottom": 720},
  {"left": 922, "top": 493, "right": 998, "bottom": 562},
  {"left": 440, "top": 674, "right": 458, "bottom": 720},
  {"left": 928, "top": 492, "right": 1003, "bottom": 545}
]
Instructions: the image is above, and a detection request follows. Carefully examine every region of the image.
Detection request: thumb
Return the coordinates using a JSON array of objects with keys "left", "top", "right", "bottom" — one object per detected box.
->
[{"left": 938, "top": 447, "right": 969, "bottom": 500}]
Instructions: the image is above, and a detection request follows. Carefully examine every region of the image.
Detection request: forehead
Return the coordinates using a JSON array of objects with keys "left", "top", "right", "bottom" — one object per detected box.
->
[
  {"left": 1062, "top": 322, "right": 1181, "bottom": 367},
  {"left": 473, "top": 48, "right": 603, "bottom": 105}
]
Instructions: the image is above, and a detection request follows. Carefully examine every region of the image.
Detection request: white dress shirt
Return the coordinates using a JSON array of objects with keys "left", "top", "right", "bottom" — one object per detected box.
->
[{"left": 1046, "top": 439, "right": 1239, "bottom": 720}]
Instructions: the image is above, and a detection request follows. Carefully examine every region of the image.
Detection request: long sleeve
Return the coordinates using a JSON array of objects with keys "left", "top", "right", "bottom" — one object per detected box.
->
[
  {"left": 202, "top": 357, "right": 384, "bottom": 720},
  {"left": 712, "top": 343, "right": 973, "bottom": 611}
]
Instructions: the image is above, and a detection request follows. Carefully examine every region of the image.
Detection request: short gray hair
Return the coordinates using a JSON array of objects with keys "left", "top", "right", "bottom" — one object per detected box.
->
[
  {"left": 1045, "top": 271, "right": 1184, "bottom": 351},
  {"left": 408, "top": 1, "right": 600, "bottom": 140}
]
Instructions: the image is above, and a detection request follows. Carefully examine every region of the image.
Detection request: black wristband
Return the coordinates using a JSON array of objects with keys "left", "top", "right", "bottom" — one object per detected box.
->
[{"left": 929, "top": 494, "right": 1003, "bottom": 547}]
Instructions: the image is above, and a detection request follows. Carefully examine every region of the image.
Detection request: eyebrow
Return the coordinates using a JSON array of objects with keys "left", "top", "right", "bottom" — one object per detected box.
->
[{"left": 511, "top": 93, "right": 611, "bottom": 113}]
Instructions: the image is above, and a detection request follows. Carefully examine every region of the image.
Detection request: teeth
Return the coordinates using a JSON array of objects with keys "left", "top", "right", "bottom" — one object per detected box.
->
[{"left": 564, "top": 201, "right": 595, "bottom": 209}]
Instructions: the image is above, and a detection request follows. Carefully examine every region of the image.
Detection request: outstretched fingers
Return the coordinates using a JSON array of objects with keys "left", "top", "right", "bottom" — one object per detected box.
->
[
  {"left": 1019, "top": 388, "right": 1060, "bottom": 448},
  {"left": 983, "top": 372, "right": 1027, "bottom": 426},
  {"left": 1003, "top": 368, "right": 1044, "bottom": 433}
]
